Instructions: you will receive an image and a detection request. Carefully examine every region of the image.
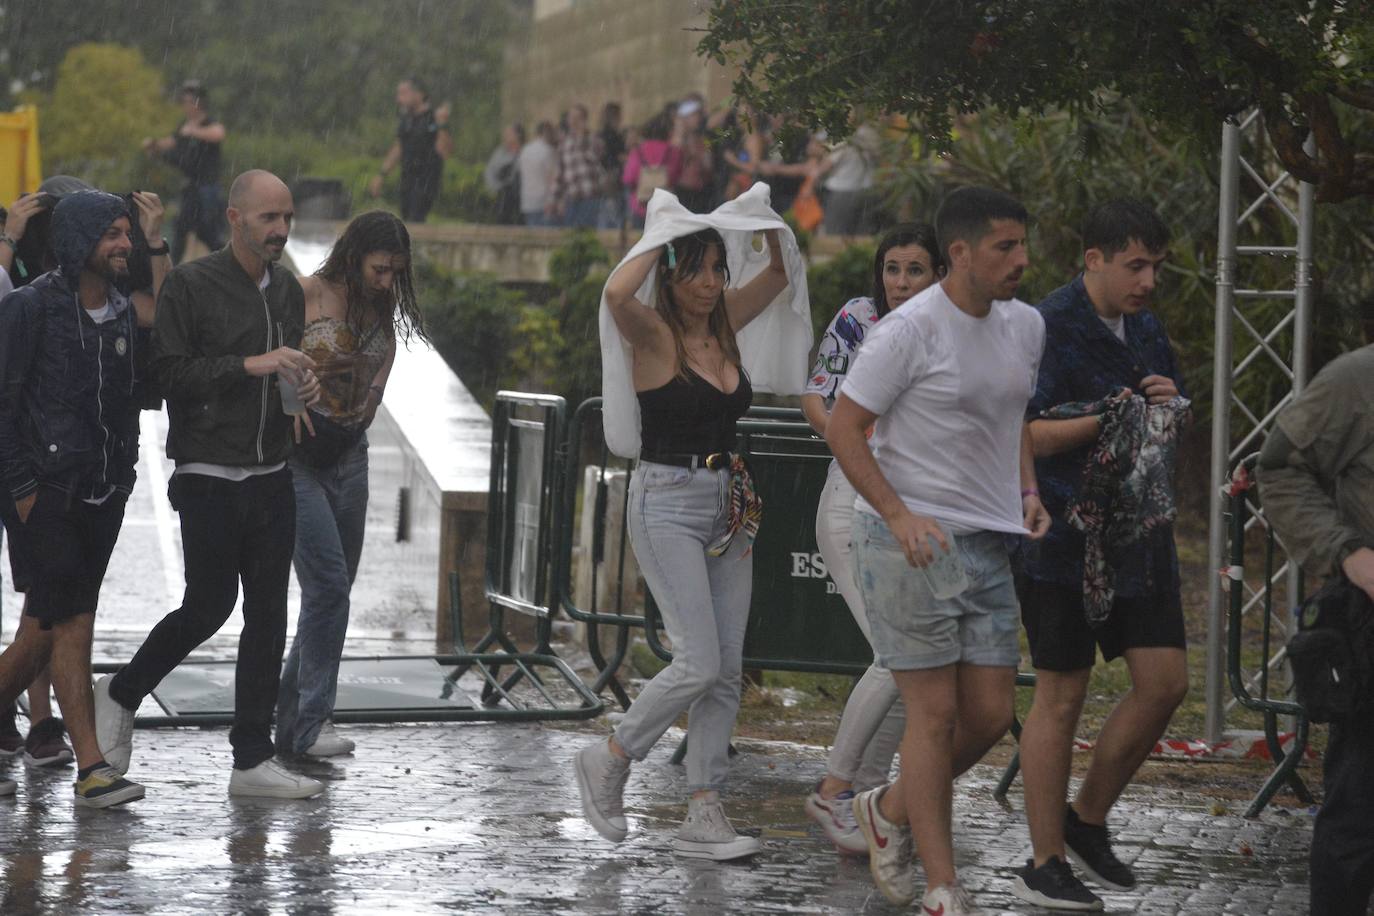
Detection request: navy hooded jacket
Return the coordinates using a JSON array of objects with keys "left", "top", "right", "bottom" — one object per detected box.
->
[{"left": 0, "top": 190, "right": 151, "bottom": 502}]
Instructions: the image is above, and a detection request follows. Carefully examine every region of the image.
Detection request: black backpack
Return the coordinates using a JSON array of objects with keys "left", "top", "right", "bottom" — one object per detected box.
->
[{"left": 1287, "top": 575, "right": 1374, "bottom": 723}]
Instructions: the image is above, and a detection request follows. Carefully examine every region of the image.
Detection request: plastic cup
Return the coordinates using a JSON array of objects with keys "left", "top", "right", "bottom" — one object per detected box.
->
[
  {"left": 279, "top": 372, "right": 305, "bottom": 416},
  {"left": 920, "top": 528, "right": 968, "bottom": 600}
]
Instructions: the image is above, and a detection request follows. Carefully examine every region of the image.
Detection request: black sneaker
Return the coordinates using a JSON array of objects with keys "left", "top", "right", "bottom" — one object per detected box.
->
[
  {"left": 1012, "top": 856, "right": 1104, "bottom": 911},
  {"left": 1064, "top": 806, "right": 1136, "bottom": 890},
  {"left": 0, "top": 703, "right": 22, "bottom": 757}
]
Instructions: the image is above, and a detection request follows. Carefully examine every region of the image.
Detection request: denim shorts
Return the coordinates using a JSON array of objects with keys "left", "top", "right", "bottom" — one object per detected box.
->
[{"left": 851, "top": 511, "right": 1021, "bottom": 671}]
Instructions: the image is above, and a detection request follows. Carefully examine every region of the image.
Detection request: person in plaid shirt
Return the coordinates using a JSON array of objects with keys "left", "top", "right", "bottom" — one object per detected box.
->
[{"left": 552, "top": 104, "right": 604, "bottom": 228}]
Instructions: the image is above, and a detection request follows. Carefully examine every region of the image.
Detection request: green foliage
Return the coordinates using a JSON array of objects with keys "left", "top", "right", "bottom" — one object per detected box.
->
[
  {"left": 416, "top": 231, "right": 612, "bottom": 409},
  {"left": 700, "top": 0, "right": 1374, "bottom": 201},
  {"left": 36, "top": 44, "right": 180, "bottom": 193},
  {"left": 415, "top": 261, "right": 526, "bottom": 407},
  {"left": 806, "top": 243, "right": 874, "bottom": 342}
]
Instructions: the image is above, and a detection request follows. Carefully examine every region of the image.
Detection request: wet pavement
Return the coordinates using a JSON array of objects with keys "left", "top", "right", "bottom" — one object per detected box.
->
[{"left": 0, "top": 717, "right": 1314, "bottom": 915}]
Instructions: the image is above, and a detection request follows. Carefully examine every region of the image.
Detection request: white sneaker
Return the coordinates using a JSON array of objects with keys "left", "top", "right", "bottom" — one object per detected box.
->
[
  {"left": 804, "top": 783, "right": 868, "bottom": 855},
  {"left": 228, "top": 759, "right": 325, "bottom": 799},
  {"left": 574, "top": 739, "right": 631, "bottom": 842},
  {"left": 0, "top": 777, "right": 14, "bottom": 797},
  {"left": 672, "top": 795, "right": 762, "bottom": 861},
  {"left": 852, "top": 784, "right": 916, "bottom": 905},
  {"left": 304, "top": 723, "right": 354, "bottom": 757},
  {"left": 93, "top": 675, "right": 135, "bottom": 776},
  {"left": 922, "top": 881, "right": 984, "bottom": 916}
]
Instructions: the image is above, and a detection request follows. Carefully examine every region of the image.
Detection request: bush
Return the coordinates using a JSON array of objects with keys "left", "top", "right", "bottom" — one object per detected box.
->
[
  {"left": 37, "top": 43, "right": 179, "bottom": 194},
  {"left": 415, "top": 260, "right": 526, "bottom": 407},
  {"left": 806, "top": 242, "right": 875, "bottom": 343}
]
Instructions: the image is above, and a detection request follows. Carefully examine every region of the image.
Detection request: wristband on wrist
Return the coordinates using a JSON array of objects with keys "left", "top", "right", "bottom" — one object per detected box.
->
[
  {"left": 368, "top": 384, "right": 384, "bottom": 400},
  {"left": 1021, "top": 488, "right": 1040, "bottom": 499},
  {"left": 0, "top": 235, "right": 15, "bottom": 253},
  {"left": 146, "top": 237, "right": 169, "bottom": 256}
]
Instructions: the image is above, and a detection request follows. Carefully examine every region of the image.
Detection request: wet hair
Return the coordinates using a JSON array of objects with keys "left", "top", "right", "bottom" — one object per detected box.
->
[
  {"left": 654, "top": 228, "right": 740, "bottom": 378},
  {"left": 872, "top": 222, "right": 942, "bottom": 317},
  {"left": 315, "top": 210, "right": 428, "bottom": 346},
  {"left": 1082, "top": 198, "right": 1170, "bottom": 258},
  {"left": 934, "top": 186, "right": 1029, "bottom": 265}
]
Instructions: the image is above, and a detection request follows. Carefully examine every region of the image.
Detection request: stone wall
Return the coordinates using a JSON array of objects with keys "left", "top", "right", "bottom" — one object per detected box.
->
[{"left": 502, "top": 0, "right": 734, "bottom": 130}]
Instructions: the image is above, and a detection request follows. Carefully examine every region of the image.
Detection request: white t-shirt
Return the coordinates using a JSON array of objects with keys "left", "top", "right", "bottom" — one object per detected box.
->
[
  {"left": 517, "top": 138, "right": 557, "bottom": 213},
  {"left": 841, "top": 283, "right": 1045, "bottom": 535},
  {"left": 1099, "top": 312, "right": 1125, "bottom": 342}
]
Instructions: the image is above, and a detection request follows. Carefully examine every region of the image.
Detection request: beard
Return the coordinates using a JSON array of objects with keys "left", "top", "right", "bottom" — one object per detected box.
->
[{"left": 87, "top": 251, "right": 130, "bottom": 284}]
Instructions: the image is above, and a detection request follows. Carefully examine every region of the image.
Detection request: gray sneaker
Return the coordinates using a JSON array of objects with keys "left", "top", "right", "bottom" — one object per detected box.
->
[
  {"left": 672, "top": 796, "right": 762, "bottom": 861},
  {"left": 93, "top": 675, "right": 135, "bottom": 776},
  {"left": 574, "top": 739, "right": 631, "bottom": 842},
  {"left": 852, "top": 785, "right": 916, "bottom": 905},
  {"left": 304, "top": 723, "right": 355, "bottom": 758}
]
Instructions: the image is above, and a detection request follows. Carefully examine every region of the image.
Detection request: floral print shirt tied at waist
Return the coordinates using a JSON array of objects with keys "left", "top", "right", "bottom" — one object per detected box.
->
[
  {"left": 1040, "top": 389, "right": 1191, "bottom": 627},
  {"left": 301, "top": 315, "right": 390, "bottom": 428},
  {"left": 707, "top": 454, "right": 763, "bottom": 558}
]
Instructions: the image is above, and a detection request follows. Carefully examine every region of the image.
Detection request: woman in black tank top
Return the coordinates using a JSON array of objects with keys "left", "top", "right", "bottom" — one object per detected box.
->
[{"left": 574, "top": 223, "right": 788, "bottom": 861}]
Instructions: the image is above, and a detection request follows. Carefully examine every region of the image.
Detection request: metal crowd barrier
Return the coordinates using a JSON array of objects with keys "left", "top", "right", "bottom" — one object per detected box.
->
[
  {"left": 104, "top": 390, "right": 602, "bottom": 727},
  {"left": 1224, "top": 453, "right": 1313, "bottom": 815}
]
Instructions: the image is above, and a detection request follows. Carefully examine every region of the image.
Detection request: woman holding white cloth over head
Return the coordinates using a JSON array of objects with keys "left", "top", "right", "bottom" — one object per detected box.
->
[{"left": 576, "top": 185, "right": 811, "bottom": 860}]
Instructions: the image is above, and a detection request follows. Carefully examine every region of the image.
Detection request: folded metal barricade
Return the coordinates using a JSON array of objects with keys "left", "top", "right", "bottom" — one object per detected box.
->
[
  {"left": 1224, "top": 453, "right": 1313, "bottom": 815},
  {"left": 102, "top": 390, "right": 602, "bottom": 727}
]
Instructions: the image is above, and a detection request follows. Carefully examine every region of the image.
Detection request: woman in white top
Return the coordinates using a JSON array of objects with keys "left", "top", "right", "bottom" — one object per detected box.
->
[{"left": 799, "top": 223, "right": 944, "bottom": 854}]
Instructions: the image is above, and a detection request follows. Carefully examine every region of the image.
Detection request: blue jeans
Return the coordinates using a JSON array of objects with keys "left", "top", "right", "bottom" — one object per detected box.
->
[
  {"left": 276, "top": 437, "right": 369, "bottom": 753},
  {"left": 852, "top": 512, "right": 1020, "bottom": 671},
  {"left": 563, "top": 197, "right": 601, "bottom": 228},
  {"left": 613, "top": 462, "right": 753, "bottom": 793}
]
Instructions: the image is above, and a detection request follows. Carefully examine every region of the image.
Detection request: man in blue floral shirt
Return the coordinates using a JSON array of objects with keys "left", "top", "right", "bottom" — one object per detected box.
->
[{"left": 1011, "top": 200, "right": 1189, "bottom": 911}]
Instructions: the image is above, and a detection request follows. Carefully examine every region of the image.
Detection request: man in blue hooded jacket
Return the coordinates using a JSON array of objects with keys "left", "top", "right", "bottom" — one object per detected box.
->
[{"left": 0, "top": 189, "right": 167, "bottom": 807}]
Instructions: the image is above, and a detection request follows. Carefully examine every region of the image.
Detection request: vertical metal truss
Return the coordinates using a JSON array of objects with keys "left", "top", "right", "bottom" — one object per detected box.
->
[{"left": 1205, "top": 112, "right": 1316, "bottom": 745}]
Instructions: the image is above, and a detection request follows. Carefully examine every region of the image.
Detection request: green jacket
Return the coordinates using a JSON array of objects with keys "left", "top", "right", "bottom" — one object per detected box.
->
[
  {"left": 1258, "top": 345, "right": 1374, "bottom": 577},
  {"left": 151, "top": 246, "right": 305, "bottom": 466}
]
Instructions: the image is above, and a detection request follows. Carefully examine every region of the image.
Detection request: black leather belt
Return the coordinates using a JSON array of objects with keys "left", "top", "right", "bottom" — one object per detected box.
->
[{"left": 640, "top": 450, "right": 731, "bottom": 470}]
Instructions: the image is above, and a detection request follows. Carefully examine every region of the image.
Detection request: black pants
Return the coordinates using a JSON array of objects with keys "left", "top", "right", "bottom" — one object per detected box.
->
[
  {"left": 172, "top": 184, "right": 226, "bottom": 262},
  {"left": 1311, "top": 712, "right": 1374, "bottom": 914},
  {"left": 399, "top": 174, "right": 439, "bottom": 223},
  {"left": 110, "top": 470, "right": 295, "bottom": 770}
]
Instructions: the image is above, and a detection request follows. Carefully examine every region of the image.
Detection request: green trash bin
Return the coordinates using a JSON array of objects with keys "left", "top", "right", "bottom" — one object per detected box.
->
[{"left": 646, "top": 411, "right": 874, "bottom": 676}]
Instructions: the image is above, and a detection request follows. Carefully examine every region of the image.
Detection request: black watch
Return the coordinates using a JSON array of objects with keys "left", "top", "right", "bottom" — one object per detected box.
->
[{"left": 146, "top": 238, "right": 170, "bottom": 256}]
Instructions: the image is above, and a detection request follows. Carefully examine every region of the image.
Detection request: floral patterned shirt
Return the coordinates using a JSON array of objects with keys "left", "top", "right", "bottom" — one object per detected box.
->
[{"left": 806, "top": 296, "right": 883, "bottom": 405}]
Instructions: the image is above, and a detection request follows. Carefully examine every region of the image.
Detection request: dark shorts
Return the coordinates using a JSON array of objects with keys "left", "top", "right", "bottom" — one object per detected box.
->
[
  {"left": 0, "top": 485, "right": 126, "bottom": 629},
  {"left": 1019, "top": 575, "right": 1186, "bottom": 672}
]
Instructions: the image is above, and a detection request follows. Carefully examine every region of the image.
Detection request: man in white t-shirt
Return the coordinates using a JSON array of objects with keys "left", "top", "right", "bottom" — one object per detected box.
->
[
  {"left": 825, "top": 187, "right": 1052, "bottom": 915},
  {"left": 517, "top": 122, "right": 559, "bottom": 227}
]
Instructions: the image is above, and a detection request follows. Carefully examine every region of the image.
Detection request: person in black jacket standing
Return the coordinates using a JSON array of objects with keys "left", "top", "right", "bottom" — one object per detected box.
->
[
  {"left": 94, "top": 170, "right": 326, "bottom": 799},
  {"left": 142, "top": 81, "right": 227, "bottom": 262},
  {"left": 0, "top": 189, "right": 167, "bottom": 807}
]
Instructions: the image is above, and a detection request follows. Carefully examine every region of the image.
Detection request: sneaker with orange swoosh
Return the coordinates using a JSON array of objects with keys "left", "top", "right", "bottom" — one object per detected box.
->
[{"left": 921, "top": 881, "right": 983, "bottom": 915}]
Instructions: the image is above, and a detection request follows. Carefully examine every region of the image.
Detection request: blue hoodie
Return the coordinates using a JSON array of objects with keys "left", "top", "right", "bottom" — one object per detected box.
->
[{"left": 0, "top": 190, "right": 150, "bottom": 501}]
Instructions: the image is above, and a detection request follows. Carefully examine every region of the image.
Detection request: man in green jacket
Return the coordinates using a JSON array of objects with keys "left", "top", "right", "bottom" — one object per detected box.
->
[
  {"left": 1258, "top": 339, "right": 1374, "bottom": 916},
  {"left": 94, "top": 170, "right": 327, "bottom": 799}
]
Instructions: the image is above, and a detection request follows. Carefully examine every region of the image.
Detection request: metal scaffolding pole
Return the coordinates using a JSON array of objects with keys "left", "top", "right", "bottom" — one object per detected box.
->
[{"left": 1204, "top": 115, "right": 1317, "bottom": 745}]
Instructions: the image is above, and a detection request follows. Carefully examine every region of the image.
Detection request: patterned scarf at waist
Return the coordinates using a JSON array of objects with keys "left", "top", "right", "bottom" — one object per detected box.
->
[{"left": 706, "top": 454, "right": 763, "bottom": 558}]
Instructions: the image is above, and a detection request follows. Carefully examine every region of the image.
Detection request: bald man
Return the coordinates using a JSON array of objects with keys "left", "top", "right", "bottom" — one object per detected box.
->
[{"left": 94, "top": 170, "right": 326, "bottom": 799}]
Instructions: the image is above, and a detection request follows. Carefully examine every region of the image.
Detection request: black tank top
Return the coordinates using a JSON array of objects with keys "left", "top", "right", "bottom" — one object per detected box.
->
[{"left": 638, "top": 365, "right": 753, "bottom": 456}]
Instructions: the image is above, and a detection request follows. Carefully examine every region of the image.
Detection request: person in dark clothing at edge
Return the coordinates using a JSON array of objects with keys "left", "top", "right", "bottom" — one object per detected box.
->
[
  {"left": 1258, "top": 323, "right": 1374, "bottom": 916},
  {"left": 94, "top": 170, "right": 326, "bottom": 800},
  {"left": 0, "top": 188, "right": 168, "bottom": 807},
  {"left": 142, "top": 80, "right": 226, "bottom": 263},
  {"left": 1012, "top": 200, "right": 1189, "bottom": 911},
  {"left": 367, "top": 77, "right": 453, "bottom": 223}
]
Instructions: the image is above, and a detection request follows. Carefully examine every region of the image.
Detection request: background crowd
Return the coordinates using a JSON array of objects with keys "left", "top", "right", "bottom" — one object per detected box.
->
[{"left": 483, "top": 95, "right": 882, "bottom": 237}]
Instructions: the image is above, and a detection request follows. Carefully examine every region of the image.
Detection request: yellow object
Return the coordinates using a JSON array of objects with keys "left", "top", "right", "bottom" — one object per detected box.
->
[{"left": 0, "top": 106, "right": 43, "bottom": 205}]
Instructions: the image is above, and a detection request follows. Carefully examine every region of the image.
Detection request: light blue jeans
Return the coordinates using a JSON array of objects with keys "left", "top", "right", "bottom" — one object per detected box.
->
[
  {"left": 614, "top": 461, "right": 753, "bottom": 793},
  {"left": 276, "top": 436, "right": 369, "bottom": 754}
]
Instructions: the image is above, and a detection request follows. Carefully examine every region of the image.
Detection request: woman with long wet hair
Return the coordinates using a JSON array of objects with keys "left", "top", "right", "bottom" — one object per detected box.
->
[
  {"left": 576, "top": 218, "right": 790, "bottom": 861},
  {"left": 275, "top": 210, "right": 428, "bottom": 759},
  {"left": 799, "top": 224, "right": 945, "bottom": 854}
]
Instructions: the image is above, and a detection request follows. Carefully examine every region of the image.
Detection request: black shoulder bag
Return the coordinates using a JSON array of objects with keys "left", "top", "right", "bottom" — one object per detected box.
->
[{"left": 1286, "top": 574, "right": 1374, "bottom": 723}]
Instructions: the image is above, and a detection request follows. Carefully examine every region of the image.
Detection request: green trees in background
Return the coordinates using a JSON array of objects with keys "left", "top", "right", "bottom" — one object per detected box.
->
[
  {"left": 4, "top": 0, "right": 514, "bottom": 219},
  {"left": 701, "top": 0, "right": 1374, "bottom": 202}
]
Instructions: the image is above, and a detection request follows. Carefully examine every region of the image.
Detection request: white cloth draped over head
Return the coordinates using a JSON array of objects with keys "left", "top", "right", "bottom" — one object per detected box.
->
[{"left": 598, "top": 183, "right": 813, "bottom": 458}]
